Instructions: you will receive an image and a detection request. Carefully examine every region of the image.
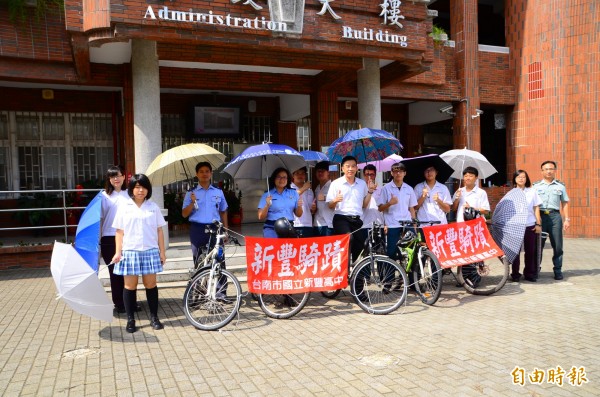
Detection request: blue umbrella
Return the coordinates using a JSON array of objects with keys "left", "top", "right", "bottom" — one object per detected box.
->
[
  {"left": 326, "top": 128, "right": 403, "bottom": 164},
  {"left": 299, "top": 150, "right": 329, "bottom": 166},
  {"left": 74, "top": 192, "right": 102, "bottom": 272},
  {"left": 223, "top": 143, "right": 307, "bottom": 191}
]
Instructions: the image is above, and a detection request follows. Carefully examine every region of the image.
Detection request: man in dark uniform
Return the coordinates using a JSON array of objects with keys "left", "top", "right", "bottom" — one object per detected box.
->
[{"left": 533, "top": 160, "right": 570, "bottom": 280}]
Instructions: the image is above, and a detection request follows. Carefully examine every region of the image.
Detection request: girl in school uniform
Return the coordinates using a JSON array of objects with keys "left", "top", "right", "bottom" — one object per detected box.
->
[{"left": 112, "top": 174, "right": 167, "bottom": 333}]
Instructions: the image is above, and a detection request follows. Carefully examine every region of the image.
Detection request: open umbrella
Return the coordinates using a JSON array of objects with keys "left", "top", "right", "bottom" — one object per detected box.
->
[
  {"left": 326, "top": 128, "right": 403, "bottom": 164},
  {"left": 358, "top": 153, "right": 403, "bottom": 172},
  {"left": 440, "top": 147, "right": 498, "bottom": 180},
  {"left": 74, "top": 192, "right": 102, "bottom": 271},
  {"left": 51, "top": 242, "right": 113, "bottom": 322},
  {"left": 146, "top": 143, "right": 225, "bottom": 186},
  {"left": 222, "top": 143, "right": 307, "bottom": 192},
  {"left": 400, "top": 154, "right": 454, "bottom": 187},
  {"left": 490, "top": 188, "right": 528, "bottom": 265},
  {"left": 300, "top": 150, "right": 329, "bottom": 166}
]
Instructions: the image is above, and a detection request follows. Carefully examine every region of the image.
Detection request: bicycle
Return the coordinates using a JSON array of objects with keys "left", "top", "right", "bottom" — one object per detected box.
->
[
  {"left": 396, "top": 220, "right": 443, "bottom": 305},
  {"left": 451, "top": 210, "right": 510, "bottom": 296},
  {"left": 255, "top": 218, "right": 310, "bottom": 320},
  {"left": 322, "top": 222, "right": 409, "bottom": 315},
  {"left": 182, "top": 221, "right": 243, "bottom": 331}
]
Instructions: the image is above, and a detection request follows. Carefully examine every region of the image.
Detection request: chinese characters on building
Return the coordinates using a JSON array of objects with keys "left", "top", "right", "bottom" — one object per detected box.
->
[{"left": 246, "top": 235, "right": 350, "bottom": 293}]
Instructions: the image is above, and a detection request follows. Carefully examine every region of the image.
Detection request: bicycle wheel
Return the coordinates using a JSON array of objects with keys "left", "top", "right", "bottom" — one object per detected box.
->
[
  {"left": 257, "top": 292, "right": 310, "bottom": 319},
  {"left": 320, "top": 290, "right": 341, "bottom": 299},
  {"left": 456, "top": 256, "right": 509, "bottom": 296},
  {"left": 412, "top": 249, "right": 443, "bottom": 305},
  {"left": 183, "top": 268, "right": 242, "bottom": 331},
  {"left": 350, "top": 255, "right": 408, "bottom": 315}
]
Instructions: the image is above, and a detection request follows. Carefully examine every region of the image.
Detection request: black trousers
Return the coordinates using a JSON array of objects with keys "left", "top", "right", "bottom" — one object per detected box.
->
[
  {"left": 332, "top": 214, "right": 364, "bottom": 263},
  {"left": 100, "top": 236, "right": 124, "bottom": 308}
]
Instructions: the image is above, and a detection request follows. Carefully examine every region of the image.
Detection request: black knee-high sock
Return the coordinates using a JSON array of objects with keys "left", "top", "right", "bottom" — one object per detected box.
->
[
  {"left": 123, "top": 288, "right": 137, "bottom": 319},
  {"left": 146, "top": 287, "right": 159, "bottom": 317}
]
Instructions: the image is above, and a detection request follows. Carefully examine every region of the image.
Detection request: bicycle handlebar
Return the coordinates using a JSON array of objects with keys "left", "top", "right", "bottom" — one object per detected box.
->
[{"left": 397, "top": 220, "right": 441, "bottom": 227}]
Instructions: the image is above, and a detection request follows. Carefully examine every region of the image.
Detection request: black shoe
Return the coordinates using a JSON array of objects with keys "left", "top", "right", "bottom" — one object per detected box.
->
[
  {"left": 114, "top": 305, "right": 126, "bottom": 314},
  {"left": 511, "top": 274, "right": 521, "bottom": 282},
  {"left": 554, "top": 274, "right": 564, "bottom": 280},
  {"left": 524, "top": 276, "right": 537, "bottom": 282},
  {"left": 125, "top": 319, "right": 138, "bottom": 333},
  {"left": 150, "top": 317, "right": 164, "bottom": 330}
]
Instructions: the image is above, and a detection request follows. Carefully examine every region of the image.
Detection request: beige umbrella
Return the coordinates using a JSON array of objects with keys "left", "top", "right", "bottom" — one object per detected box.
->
[{"left": 146, "top": 143, "right": 226, "bottom": 186}]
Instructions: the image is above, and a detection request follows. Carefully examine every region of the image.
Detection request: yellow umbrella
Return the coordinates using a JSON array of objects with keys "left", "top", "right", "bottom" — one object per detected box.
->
[{"left": 146, "top": 143, "right": 225, "bottom": 186}]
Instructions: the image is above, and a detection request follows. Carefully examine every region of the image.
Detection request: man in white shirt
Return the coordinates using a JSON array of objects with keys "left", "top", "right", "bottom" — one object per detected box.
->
[
  {"left": 452, "top": 166, "right": 490, "bottom": 222},
  {"left": 326, "top": 155, "right": 375, "bottom": 262},
  {"left": 313, "top": 161, "right": 334, "bottom": 236},
  {"left": 357, "top": 164, "right": 384, "bottom": 253},
  {"left": 377, "top": 162, "right": 417, "bottom": 259},
  {"left": 291, "top": 166, "right": 315, "bottom": 237},
  {"left": 414, "top": 165, "right": 452, "bottom": 224}
]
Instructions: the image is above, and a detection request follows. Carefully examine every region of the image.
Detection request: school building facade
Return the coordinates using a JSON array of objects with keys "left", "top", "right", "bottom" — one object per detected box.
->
[{"left": 0, "top": 0, "right": 597, "bottom": 237}]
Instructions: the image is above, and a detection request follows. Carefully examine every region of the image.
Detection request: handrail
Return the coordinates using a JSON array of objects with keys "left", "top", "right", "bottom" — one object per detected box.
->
[{"left": 0, "top": 188, "right": 102, "bottom": 243}]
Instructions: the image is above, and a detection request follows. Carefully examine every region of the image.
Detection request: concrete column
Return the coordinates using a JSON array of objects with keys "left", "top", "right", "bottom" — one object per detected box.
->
[
  {"left": 357, "top": 58, "right": 381, "bottom": 130},
  {"left": 451, "top": 0, "right": 480, "bottom": 150},
  {"left": 131, "top": 39, "right": 163, "bottom": 208},
  {"left": 131, "top": 39, "right": 168, "bottom": 246}
]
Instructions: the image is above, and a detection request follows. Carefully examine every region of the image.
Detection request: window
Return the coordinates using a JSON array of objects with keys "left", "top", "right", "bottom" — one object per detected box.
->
[
  {"left": 296, "top": 117, "right": 310, "bottom": 151},
  {"left": 528, "top": 62, "right": 544, "bottom": 100},
  {"left": 5, "top": 112, "right": 114, "bottom": 190}
]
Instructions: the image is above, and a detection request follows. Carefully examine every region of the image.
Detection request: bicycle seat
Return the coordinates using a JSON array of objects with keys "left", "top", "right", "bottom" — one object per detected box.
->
[{"left": 463, "top": 207, "right": 480, "bottom": 221}]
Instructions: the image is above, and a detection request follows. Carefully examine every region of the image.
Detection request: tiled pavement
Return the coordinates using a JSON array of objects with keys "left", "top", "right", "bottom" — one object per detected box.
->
[{"left": 1, "top": 235, "right": 599, "bottom": 396}]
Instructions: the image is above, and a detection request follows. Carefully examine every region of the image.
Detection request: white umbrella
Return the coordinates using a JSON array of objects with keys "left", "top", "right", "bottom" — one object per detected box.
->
[
  {"left": 358, "top": 154, "right": 404, "bottom": 172},
  {"left": 51, "top": 242, "right": 113, "bottom": 323},
  {"left": 146, "top": 143, "right": 226, "bottom": 186},
  {"left": 440, "top": 147, "right": 498, "bottom": 180}
]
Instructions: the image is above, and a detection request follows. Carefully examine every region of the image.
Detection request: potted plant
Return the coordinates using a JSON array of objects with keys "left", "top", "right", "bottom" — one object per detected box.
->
[
  {"left": 164, "top": 190, "right": 189, "bottom": 232},
  {"left": 430, "top": 25, "right": 448, "bottom": 48},
  {"left": 224, "top": 189, "right": 243, "bottom": 225},
  {"left": 13, "top": 192, "right": 55, "bottom": 236}
]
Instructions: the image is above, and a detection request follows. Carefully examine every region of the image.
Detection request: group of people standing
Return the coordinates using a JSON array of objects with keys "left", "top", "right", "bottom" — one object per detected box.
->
[{"left": 98, "top": 157, "right": 569, "bottom": 334}]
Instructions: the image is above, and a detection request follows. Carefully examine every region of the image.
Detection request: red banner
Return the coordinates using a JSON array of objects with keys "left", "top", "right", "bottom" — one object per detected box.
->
[
  {"left": 245, "top": 235, "right": 350, "bottom": 294},
  {"left": 422, "top": 217, "right": 504, "bottom": 268}
]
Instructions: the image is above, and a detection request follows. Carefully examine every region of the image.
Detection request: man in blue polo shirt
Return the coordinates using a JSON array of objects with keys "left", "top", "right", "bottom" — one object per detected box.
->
[{"left": 182, "top": 161, "right": 229, "bottom": 261}]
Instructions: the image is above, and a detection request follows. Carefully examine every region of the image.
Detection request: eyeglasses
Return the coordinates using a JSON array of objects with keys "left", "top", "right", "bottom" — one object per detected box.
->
[
  {"left": 391, "top": 169, "right": 405, "bottom": 173},
  {"left": 275, "top": 176, "right": 288, "bottom": 180},
  {"left": 111, "top": 175, "right": 124, "bottom": 180},
  {"left": 363, "top": 173, "right": 376, "bottom": 177}
]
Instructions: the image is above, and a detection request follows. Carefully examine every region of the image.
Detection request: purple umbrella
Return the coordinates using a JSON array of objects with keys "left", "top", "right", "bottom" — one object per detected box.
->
[{"left": 326, "top": 128, "right": 403, "bottom": 164}]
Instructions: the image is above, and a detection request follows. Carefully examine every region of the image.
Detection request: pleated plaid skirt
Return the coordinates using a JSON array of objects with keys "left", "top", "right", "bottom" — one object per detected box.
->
[{"left": 114, "top": 248, "right": 163, "bottom": 276}]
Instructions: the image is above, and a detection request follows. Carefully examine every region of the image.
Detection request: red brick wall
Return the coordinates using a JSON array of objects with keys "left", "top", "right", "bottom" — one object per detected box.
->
[
  {"left": 506, "top": 0, "right": 600, "bottom": 237},
  {"left": 0, "top": 245, "right": 53, "bottom": 270}
]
